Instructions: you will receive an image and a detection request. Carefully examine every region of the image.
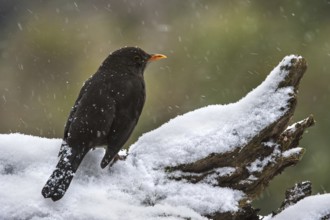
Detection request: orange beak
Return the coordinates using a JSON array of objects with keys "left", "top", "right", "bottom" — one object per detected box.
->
[{"left": 148, "top": 54, "right": 167, "bottom": 62}]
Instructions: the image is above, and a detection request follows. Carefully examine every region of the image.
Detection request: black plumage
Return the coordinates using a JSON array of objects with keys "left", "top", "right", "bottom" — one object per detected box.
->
[{"left": 41, "top": 47, "right": 166, "bottom": 201}]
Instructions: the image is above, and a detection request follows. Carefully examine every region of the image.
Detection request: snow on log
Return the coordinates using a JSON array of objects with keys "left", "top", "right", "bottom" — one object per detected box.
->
[{"left": 0, "top": 55, "right": 316, "bottom": 219}]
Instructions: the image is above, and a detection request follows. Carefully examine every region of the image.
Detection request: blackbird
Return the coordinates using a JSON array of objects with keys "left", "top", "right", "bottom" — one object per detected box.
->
[{"left": 41, "top": 47, "right": 166, "bottom": 201}]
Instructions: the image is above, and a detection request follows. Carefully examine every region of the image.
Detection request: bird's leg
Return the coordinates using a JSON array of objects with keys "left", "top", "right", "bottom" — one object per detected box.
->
[{"left": 100, "top": 146, "right": 125, "bottom": 169}]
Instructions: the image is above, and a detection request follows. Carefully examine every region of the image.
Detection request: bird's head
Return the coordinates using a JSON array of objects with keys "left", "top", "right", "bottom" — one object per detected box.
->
[{"left": 101, "top": 47, "right": 167, "bottom": 77}]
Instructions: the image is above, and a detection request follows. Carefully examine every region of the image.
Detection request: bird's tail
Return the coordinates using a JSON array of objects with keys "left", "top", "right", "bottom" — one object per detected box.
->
[{"left": 41, "top": 144, "right": 88, "bottom": 201}]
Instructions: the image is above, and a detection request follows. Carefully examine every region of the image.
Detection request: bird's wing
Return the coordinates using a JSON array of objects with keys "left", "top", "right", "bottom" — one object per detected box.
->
[
  {"left": 63, "top": 77, "right": 93, "bottom": 139},
  {"left": 60, "top": 78, "right": 116, "bottom": 156},
  {"left": 58, "top": 82, "right": 88, "bottom": 157},
  {"left": 59, "top": 78, "right": 94, "bottom": 157}
]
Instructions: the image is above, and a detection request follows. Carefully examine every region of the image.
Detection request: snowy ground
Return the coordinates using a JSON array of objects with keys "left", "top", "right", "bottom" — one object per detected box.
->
[
  {"left": 0, "top": 134, "right": 210, "bottom": 220},
  {"left": 1, "top": 55, "right": 329, "bottom": 219}
]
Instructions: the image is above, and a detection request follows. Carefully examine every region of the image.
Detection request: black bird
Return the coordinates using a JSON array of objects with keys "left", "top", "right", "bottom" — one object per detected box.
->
[{"left": 41, "top": 47, "right": 166, "bottom": 201}]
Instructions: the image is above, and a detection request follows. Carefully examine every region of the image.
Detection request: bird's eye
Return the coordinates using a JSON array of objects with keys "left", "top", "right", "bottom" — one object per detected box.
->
[{"left": 134, "top": 56, "right": 141, "bottom": 62}]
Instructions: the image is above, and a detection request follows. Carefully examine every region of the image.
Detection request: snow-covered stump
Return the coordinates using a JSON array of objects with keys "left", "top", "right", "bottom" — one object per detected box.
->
[{"left": 128, "top": 55, "right": 313, "bottom": 219}]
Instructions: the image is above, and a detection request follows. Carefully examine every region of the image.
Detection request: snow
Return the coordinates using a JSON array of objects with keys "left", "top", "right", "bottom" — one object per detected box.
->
[
  {"left": 264, "top": 194, "right": 330, "bottom": 220},
  {"left": 1, "top": 55, "right": 327, "bottom": 219},
  {"left": 282, "top": 147, "right": 303, "bottom": 158}
]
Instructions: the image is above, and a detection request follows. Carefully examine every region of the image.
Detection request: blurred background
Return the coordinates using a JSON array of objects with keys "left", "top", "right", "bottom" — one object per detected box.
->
[{"left": 0, "top": 0, "right": 329, "bottom": 214}]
